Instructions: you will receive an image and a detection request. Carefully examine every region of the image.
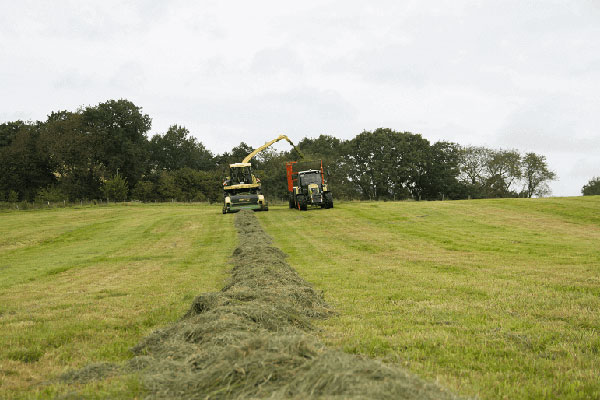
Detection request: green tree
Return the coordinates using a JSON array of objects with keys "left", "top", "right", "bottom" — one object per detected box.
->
[
  {"left": 344, "top": 129, "right": 432, "bottom": 200},
  {"left": 102, "top": 175, "right": 128, "bottom": 202},
  {"left": 131, "top": 180, "right": 156, "bottom": 202},
  {"left": 0, "top": 121, "right": 27, "bottom": 147},
  {"left": 483, "top": 149, "right": 522, "bottom": 197},
  {"left": 582, "top": 177, "right": 600, "bottom": 196},
  {"left": 82, "top": 99, "right": 151, "bottom": 189},
  {"left": 459, "top": 146, "right": 491, "bottom": 184},
  {"left": 156, "top": 171, "right": 182, "bottom": 201},
  {"left": 7, "top": 190, "right": 18, "bottom": 203},
  {"left": 216, "top": 142, "right": 255, "bottom": 170},
  {"left": 0, "top": 122, "right": 56, "bottom": 201},
  {"left": 40, "top": 110, "right": 101, "bottom": 200},
  {"left": 521, "top": 153, "right": 556, "bottom": 198},
  {"left": 298, "top": 135, "right": 343, "bottom": 159},
  {"left": 344, "top": 129, "right": 392, "bottom": 200},
  {"left": 170, "top": 167, "right": 218, "bottom": 202},
  {"left": 36, "top": 186, "right": 67, "bottom": 203},
  {"left": 148, "top": 125, "right": 214, "bottom": 172},
  {"left": 421, "top": 141, "right": 464, "bottom": 200}
]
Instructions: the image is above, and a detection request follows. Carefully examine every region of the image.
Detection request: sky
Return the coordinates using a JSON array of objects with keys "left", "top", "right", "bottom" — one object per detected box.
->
[{"left": 1, "top": 0, "right": 598, "bottom": 196}]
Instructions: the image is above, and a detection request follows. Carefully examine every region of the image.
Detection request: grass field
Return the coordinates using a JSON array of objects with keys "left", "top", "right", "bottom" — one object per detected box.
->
[
  {"left": 0, "top": 204, "right": 236, "bottom": 398},
  {"left": 258, "top": 197, "right": 600, "bottom": 399},
  {"left": 0, "top": 197, "right": 599, "bottom": 398}
]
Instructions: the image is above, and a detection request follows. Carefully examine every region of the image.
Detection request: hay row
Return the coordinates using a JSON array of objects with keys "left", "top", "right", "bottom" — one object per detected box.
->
[{"left": 62, "top": 210, "right": 459, "bottom": 399}]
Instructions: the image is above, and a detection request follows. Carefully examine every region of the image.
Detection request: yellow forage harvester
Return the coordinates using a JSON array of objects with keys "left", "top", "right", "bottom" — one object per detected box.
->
[{"left": 222, "top": 135, "right": 303, "bottom": 214}]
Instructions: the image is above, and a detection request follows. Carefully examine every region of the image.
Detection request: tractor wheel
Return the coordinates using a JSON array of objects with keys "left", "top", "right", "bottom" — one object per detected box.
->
[
  {"left": 297, "top": 195, "right": 307, "bottom": 211},
  {"left": 289, "top": 196, "right": 295, "bottom": 209},
  {"left": 325, "top": 193, "right": 334, "bottom": 209}
]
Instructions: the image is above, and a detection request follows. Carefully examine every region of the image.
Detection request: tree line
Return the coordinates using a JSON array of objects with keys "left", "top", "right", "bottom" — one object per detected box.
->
[{"left": 0, "top": 99, "right": 563, "bottom": 204}]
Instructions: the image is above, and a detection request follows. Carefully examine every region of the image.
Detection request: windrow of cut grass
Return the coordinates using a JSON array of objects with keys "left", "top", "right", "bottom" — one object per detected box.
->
[
  {"left": 0, "top": 203, "right": 236, "bottom": 399},
  {"left": 257, "top": 196, "right": 600, "bottom": 399},
  {"left": 67, "top": 210, "right": 456, "bottom": 399}
]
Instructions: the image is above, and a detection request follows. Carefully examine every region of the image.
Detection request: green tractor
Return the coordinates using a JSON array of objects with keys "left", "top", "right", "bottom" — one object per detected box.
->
[{"left": 286, "top": 161, "right": 334, "bottom": 210}]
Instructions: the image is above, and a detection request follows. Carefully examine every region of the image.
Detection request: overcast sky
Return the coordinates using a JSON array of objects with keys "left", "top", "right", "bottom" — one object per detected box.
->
[{"left": 1, "top": 1, "right": 598, "bottom": 196}]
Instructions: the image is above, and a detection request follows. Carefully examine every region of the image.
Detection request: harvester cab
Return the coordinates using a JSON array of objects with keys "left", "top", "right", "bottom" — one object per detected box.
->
[{"left": 286, "top": 160, "right": 333, "bottom": 210}]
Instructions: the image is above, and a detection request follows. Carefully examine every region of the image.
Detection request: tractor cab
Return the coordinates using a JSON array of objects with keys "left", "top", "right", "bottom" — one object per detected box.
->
[{"left": 298, "top": 170, "right": 323, "bottom": 188}]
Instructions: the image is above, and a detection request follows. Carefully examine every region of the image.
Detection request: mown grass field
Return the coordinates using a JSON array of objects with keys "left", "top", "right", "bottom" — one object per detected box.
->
[
  {"left": 0, "top": 204, "right": 236, "bottom": 399},
  {"left": 0, "top": 197, "right": 598, "bottom": 399},
  {"left": 258, "top": 196, "right": 600, "bottom": 399}
]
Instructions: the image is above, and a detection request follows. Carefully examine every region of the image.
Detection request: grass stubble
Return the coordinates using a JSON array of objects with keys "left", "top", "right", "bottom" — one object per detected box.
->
[
  {"left": 0, "top": 204, "right": 235, "bottom": 398},
  {"left": 59, "top": 210, "right": 458, "bottom": 399},
  {"left": 2, "top": 196, "right": 598, "bottom": 399},
  {"left": 257, "top": 197, "right": 600, "bottom": 399}
]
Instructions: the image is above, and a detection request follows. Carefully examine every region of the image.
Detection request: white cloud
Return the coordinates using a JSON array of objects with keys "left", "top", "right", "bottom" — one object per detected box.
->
[{"left": 0, "top": 0, "right": 598, "bottom": 196}]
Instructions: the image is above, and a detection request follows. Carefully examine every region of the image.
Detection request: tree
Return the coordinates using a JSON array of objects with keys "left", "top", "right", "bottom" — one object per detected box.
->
[
  {"left": 7, "top": 190, "right": 18, "bottom": 203},
  {"left": 421, "top": 141, "right": 463, "bottom": 200},
  {"left": 483, "top": 149, "right": 522, "bottom": 197},
  {"left": 216, "top": 142, "right": 255, "bottom": 169},
  {"left": 102, "top": 175, "right": 128, "bottom": 202},
  {"left": 582, "top": 177, "right": 600, "bottom": 196},
  {"left": 344, "top": 129, "right": 432, "bottom": 200},
  {"left": 148, "top": 125, "right": 214, "bottom": 172},
  {"left": 298, "top": 135, "right": 343, "bottom": 159},
  {"left": 521, "top": 153, "right": 556, "bottom": 198},
  {"left": 156, "top": 171, "right": 182, "bottom": 200},
  {"left": 459, "top": 146, "right": 491, "bottom": 185},
  {"left": 36, "top": 186, "right": 67, "bottom": 203},
  {"left": 0, "top": 122, "right": 56, "bottom": 201},
  {"left": 0, "top": 121, "right": 27, "bottom": 147},
  {"left": 82, "top": 99, "right": 151, "bottom": 189},
  {"left": 131, "top": 180, "right": 156, "bottom": 202},
  {"left": 171, "top": 168, "right": 220, "bottom": 202},
  {"left": 40, "top": 110, "right": 101, "bottom": 200}
]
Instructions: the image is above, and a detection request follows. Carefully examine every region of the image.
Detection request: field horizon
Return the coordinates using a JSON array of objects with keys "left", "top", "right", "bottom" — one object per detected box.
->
[{"left": 1, "top": 196, "right": 599, "bottom": 398}]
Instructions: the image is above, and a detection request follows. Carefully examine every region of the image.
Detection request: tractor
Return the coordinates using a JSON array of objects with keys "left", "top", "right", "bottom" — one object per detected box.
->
[{"left": 286, "top": 160, "right": 333, "bottom": 210}]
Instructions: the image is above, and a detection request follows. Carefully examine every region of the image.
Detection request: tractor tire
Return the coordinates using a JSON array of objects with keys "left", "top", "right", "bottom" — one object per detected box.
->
[
  {"left": 325, "top": 192, "right": 334, "bottom": 209},
  {"left": 289, "top": 196, "right": 295, "bottom": 209},
  {"left": 297, "top": 195, "right": 307, "bottom": 211}
]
